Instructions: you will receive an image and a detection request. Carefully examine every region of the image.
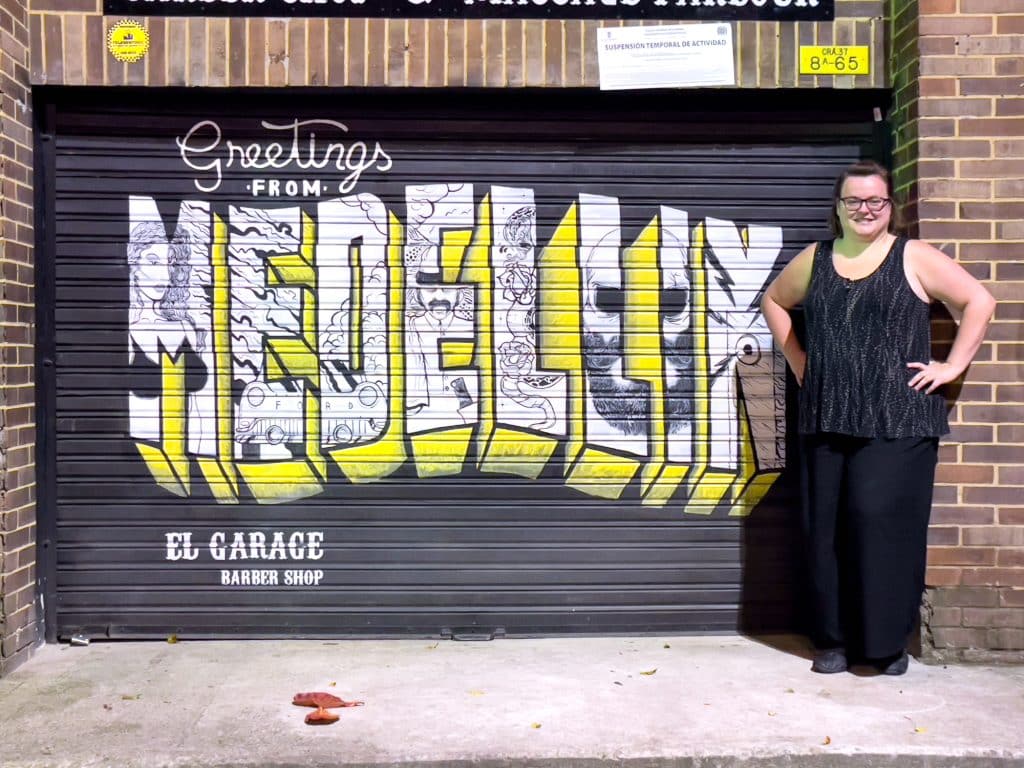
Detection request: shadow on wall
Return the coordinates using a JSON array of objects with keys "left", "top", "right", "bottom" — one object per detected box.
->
[
  {"left": 737, "top": 310, "right": 805, "bottom": 653},
  {"left": 736, "top": 386, "right": 804, "bottom": 648}
]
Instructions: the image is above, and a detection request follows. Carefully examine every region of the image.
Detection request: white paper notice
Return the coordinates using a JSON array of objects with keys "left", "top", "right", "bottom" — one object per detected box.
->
[{"left": 597, "top": 24, "right": 736, "bottom": 91}]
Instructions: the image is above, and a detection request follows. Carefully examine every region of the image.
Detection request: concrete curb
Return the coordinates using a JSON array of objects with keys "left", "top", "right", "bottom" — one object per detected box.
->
[{"left": 9, "top": 756, "right": 1024, "bottom": 768}]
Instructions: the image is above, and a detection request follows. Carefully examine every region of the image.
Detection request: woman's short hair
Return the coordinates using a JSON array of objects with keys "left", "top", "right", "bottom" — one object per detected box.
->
[{"left": 829, "top": 159, "right": 904, "bottom": 238}]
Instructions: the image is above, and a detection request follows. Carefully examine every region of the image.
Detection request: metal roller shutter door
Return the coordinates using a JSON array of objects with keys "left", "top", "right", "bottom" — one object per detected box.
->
[{"left": 37, "top": 90, "right": 878, "bottom": 639}]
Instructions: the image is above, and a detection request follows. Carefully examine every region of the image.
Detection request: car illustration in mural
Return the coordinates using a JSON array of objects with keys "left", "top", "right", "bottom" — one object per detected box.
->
[{"left": 234, "top": 378, "right": 387, "bottom": 447}]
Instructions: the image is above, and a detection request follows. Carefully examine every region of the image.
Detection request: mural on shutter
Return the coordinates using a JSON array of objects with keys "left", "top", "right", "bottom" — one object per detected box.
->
[
  {"left": 48, "top": 96, "right": 885, "bottom": 635},
  {"left": 125, "top": 119, "right": 787, "bottom": 516}
]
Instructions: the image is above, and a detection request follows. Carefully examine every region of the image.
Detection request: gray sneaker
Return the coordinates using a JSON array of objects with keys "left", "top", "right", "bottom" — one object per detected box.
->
[
  {"left": 879, "top": 650, "right": 909, "bottom": 676},
  {"left": 811, "top": 648, "right": 848, "bottom": 674}
]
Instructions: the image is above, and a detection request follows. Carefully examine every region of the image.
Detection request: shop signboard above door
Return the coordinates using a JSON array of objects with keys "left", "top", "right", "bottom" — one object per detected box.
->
[{"left": 102, "top": 0, "right": 834, "bottom": 21}]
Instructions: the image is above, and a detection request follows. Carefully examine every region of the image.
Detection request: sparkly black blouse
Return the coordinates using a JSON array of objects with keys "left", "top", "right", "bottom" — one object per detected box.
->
[{"left": 798, "top": 236, "right": 949, "bottom": 438}]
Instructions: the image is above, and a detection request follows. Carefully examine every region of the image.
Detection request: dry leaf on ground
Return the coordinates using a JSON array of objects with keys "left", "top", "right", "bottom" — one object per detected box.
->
[
  {"left": 305, "top": 707, "right": 340, "bottom": 725},
  {"left": 293, "top": 692, "right": 364, "bottom": 708}
]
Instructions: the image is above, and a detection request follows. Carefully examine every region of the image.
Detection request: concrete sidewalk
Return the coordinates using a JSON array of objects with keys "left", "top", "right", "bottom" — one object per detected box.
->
[{"left": 1, "top": 635, "right": 1022, "bottom": 768}]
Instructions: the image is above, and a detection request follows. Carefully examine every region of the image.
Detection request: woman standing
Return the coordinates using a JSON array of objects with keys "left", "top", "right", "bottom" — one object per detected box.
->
[{"left": 761, "top": 160, "right": 995, "bottom": 675}]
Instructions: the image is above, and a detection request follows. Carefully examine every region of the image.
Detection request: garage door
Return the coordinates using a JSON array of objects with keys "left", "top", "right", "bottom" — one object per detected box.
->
[{"left": 36, "top": 89, "right": 877, "bottom": 639}]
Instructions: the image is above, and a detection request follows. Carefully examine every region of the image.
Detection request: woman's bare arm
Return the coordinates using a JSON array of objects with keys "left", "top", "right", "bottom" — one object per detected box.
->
[
  {"left": 760, "top": 243, "right": 816, "bottom": 386},
  {"left": 906, "top": 239, "right": 996, "bottom": 393}
]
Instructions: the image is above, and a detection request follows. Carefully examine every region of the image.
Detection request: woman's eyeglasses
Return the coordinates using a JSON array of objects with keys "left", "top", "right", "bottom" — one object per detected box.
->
[{"left": 839, "top": 196, "right": 891, "bottom": 213}]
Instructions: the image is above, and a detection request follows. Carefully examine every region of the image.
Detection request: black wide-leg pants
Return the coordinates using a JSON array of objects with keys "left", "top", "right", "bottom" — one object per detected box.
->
[{"left": 800, "top": 432, "right": 939, "bottom": 660}]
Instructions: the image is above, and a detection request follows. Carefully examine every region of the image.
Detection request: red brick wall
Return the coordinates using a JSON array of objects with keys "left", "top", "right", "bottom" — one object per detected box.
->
[
  {"left": 0, "top": 0, "right": 39, "bottom": 676},
  {"left": 28, "top": 3, "right": 888, "bottom": 88},
  {"left": 892, "top": 0, "right": 1024, "bottom": 661}
]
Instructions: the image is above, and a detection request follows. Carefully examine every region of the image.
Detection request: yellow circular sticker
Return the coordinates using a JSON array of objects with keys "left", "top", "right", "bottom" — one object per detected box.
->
[{"left": 107, "top": 20, "right": 149, "bottom": 64}]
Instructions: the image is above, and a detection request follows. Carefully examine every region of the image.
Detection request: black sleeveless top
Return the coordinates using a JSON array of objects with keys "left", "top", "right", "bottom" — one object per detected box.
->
[{"left": 798, "top": 236, "right": 949, "bottom": 438}]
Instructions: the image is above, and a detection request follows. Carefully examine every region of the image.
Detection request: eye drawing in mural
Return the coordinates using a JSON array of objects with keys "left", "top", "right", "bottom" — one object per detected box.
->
[{"left": 126, "top": 183, "right": 786, "bottom": 515}]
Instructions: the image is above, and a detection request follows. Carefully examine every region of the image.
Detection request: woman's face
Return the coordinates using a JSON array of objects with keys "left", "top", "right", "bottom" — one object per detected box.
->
[
  {"left": 837, "top": 174, "right": 892, "bottom": 242},
  {"left": 134, "top": 242, "right": 170, "bottom": 301}
]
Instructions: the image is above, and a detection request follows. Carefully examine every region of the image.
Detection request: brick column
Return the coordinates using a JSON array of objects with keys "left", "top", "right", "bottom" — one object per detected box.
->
[
  {"left": 890, "top": 0, "right": 1024, "bottom": 662},
  {"left": 1, "top": 0, "right": 38, "bottom": 676}
]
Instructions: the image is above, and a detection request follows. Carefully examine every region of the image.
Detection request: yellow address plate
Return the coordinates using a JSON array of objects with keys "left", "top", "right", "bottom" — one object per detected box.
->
[{"left": 799, "top": 45, "right": 870, "bottom": 76}]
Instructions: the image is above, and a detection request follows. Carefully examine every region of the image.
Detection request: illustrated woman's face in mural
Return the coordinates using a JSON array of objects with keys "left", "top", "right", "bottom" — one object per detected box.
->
[
  {"left": 581, "top": 240, "right": 694, "bottom": 436},
  {"left": 134, "top": 242, "right": 171, "bottom": 302},
  {"left": 128, "top": 221, "right": 178, "bottom": 304},
  {"left": 127, "top": 222, "right": 205, "bottom": 352}
]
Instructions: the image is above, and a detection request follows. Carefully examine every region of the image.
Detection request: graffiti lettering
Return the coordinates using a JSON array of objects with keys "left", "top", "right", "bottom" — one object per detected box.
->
[
  {"left": 217, "top": 568, "right": 324, "bottom": 587},
  {"left": 176, "top": 119, "right": 393, "bottom": 193},
  {"left": 284, "top": 569, "right": 325, "bottom": 586},
  {"left": 129, "top": 186, "right": 785, "bottom": 514},
  {"left": 165, "top": 531, "right": 200, "bottom": 561},
  {"left": 207, "top": 531, "right": 326, "bottom": 561},
  {"left": 221, "top": 569, "right": 279, "bottom": 587},
  {"left": 251, "top": 178, "right": 324, "bottom": 198}
]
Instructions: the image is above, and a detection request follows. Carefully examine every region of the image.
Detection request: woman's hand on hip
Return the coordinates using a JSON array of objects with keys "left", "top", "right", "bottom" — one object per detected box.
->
[{"left": 907, "top": 360, "right": 959, "bottom": 393}]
